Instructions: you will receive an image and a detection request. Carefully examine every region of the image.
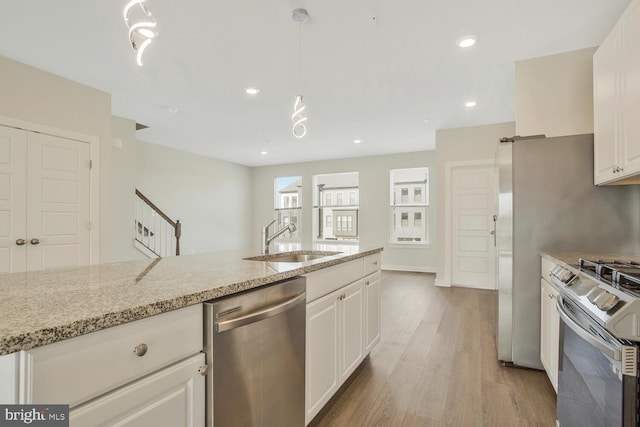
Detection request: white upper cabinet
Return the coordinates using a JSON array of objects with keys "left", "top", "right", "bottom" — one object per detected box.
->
[{"left": 594, "top": 0, "right": 640, "bottom": 185}]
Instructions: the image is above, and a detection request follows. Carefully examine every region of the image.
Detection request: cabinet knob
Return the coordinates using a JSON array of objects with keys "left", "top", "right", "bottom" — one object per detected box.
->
[
  {"left": 15, "top": 239, "right": 26, "bottom": 246},
  {"left": 133, "top": 343, "right": 148, "bottom": 357},
  {"left": 30, "top": 238, "right": 40, "bottom": 245},
  {"left": 198, "top": 364, "right": 208, "bottom": 376}
]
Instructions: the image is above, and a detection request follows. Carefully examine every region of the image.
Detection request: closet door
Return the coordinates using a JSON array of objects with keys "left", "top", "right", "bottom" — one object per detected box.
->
[
  {"left": 26, "top": 132, "right": 91, "bottom": 271},
  {"left": 0, "top": 126, "right": 27, "bottom": 273}
]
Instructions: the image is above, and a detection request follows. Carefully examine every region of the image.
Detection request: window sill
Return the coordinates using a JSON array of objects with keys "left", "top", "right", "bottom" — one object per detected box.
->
[{"left": 388, "top": 242, "right": 431, "bottom": 249}]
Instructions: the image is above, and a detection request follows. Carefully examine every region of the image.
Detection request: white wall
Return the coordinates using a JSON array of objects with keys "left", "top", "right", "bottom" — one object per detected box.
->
[
  {"left": 111, "top": 116, "right": 146, "bottom": 262},
  {"left": 136, "top": 141, "right": 254, "bottom": 255},
  {"left": 435, "top": 122, "right": 516, "bottom": 286},
  {"left": 0, "top": 55, "right": 112, "bottom": 262},
  {"left": 516, "top": 47, "right": 596, "bottom": 138},
  {"left": 252, "top": 151, "right": 436, "bottom": 272}
]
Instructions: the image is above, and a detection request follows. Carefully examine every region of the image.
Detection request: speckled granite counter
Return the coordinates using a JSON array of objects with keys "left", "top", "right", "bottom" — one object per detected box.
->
[
  {"left": 541, "top": 251, "right": 640, "bottom": 268},
  {"left": 0, "top": 247, "right": 382, "bottom": 355}
]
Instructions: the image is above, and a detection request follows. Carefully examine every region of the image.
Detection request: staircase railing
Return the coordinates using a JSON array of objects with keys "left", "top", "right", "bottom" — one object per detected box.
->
[{"left": 135, "top": 189, "right": 181, "bottom": 257}]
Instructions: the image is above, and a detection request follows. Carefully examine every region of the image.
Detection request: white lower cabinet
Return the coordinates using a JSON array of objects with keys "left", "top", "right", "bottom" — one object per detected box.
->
[
  {"left": 540, "top": 278, "right": 559, "bottom": 392},
  {"left": 306, "top": 288, "right": 341, "bottom": 423},
  {"left": 70, "top": 353, "right": 205, "bottom": 427},
  {"left": 10, "top": 305, "right": 205, "bottom": 426},
  {"left": 339, "top": 280, "right": 365, "bottom": 383},
  {"left": 365, "top": 272, "right": 381, "bottom": 353},
  {"left": 305, "top": 279, "right": 365, "bottom": 424},
  {"left": 305, "top": 253, "right": 383, "bottom": 425}
]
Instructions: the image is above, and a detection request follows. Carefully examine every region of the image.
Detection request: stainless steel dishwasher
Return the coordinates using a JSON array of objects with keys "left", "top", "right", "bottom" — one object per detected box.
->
[{"left": 204, "top": 277, "right": 306, "bottom": 427}]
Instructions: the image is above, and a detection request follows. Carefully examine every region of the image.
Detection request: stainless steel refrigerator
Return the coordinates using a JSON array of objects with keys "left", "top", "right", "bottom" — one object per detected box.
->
[{"left": 496, "top": 134, "right": 640, "bottom": 368}]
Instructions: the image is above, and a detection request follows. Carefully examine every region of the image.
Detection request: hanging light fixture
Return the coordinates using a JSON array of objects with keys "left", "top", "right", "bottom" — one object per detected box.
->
[
  {"left": 292, "top": 8, "right": 309, "bottom": 139},
  {"left": 123, "top": 0, "right": 158, "bottom": 66}
]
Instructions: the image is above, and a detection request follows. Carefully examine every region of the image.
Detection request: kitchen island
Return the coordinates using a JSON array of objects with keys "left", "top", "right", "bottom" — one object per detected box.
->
[{"left": 0, "top": 246, "right": 383, "bottom": 426}]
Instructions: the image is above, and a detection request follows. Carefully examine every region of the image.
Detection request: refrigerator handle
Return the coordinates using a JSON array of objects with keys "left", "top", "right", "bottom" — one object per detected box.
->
[{"left": 491, "top": 214, "right": 497, "bottom": 247}]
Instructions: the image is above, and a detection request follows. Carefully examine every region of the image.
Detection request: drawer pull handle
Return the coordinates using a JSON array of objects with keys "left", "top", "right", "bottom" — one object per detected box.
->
[
  {"left": 134, "top": 343, "right": 148, "bottom": 357},
  {"left": 373, "top": 261, "right": 378, "bottom": 266}
]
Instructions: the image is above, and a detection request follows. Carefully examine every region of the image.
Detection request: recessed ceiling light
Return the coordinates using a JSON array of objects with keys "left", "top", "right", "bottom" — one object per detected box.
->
[
  {"left": 244, "top": 87, "right": 260, "bottom": 95},
  {"left": 465, "top": 101, "right": 477, "bottom": 107},
  {"left": 353, "top": 139, "right": 362, "bottom": 144},
  {"left": 260, "top": 150, "right": 268, "bottom": 155},
  {"left": 456, "top": 35, "right": 477, "bottom": 48}
]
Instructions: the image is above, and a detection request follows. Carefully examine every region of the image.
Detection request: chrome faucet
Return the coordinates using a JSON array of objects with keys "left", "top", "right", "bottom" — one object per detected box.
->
[{"left": 262, "top": 220, "right": 297, "bottom": 254}]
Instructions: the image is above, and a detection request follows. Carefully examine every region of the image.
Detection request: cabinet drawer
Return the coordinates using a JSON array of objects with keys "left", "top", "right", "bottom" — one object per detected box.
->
[
  {"left": 305, "top": 258, "right": 364, "bottom": 303},
  {"left": 70, "top": 353, "right": 205, "bottom": 427},
  {"left": 364, "top": 253, "right": 381, "bottom": 277},
  {"left": 23, "top": 304, "right": 203, "bottom": 408}
]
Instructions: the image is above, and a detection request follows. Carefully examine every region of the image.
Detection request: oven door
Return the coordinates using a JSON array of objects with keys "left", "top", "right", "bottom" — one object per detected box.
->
[{"left": 556, "top": 295, "right": 635, "bottom": 427}]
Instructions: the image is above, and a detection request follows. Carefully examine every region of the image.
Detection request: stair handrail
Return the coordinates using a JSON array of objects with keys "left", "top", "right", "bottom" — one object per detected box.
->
[{"left": 135, "top": 189, "right": 181, "bottom": 256}]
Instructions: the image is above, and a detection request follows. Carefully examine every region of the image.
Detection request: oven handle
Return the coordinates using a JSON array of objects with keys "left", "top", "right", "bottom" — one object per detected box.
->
[{"left": 556, "top": 296, "right": 621, "bottom": 361}]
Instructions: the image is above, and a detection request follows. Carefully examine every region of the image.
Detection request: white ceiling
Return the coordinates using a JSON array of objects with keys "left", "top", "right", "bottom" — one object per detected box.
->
[{"left": 0, "top": 0, "right": 631, "bottom": 166}]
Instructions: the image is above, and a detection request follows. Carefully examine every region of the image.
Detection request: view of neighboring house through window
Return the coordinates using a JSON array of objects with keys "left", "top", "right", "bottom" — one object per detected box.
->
[
  {"left": 313, "top": 172, "right": 359, "bottom": 243},
  {"left": 274, "top": 176, "right": 302, "bottom": 241},
  {"left": 390, "top": 167, "right": 429, "bottom": 244}
]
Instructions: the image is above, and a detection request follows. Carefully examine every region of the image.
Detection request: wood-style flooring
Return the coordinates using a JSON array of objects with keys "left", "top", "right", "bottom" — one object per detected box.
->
[{"left": 310, "top": 271, "right": 557, "bottom": 427}]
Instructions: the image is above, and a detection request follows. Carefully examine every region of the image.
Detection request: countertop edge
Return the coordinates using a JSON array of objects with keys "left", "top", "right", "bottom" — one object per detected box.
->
[{"left": 0, "top": 248, "right": 383, "bottom": 355}]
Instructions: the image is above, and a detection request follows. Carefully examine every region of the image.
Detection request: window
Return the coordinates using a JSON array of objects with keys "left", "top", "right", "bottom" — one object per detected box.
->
[
  {"left": 401, "top": 188, "right": 409, "bottom": 203},
  {"left": 390, "top": 167, "right": 429, "bottom": 244},
  {"left": 313, "top": 172, "right": 359, "bottom": 242},
  {"left": 274, "top": 176, "right": 302, "bottom": 240}
]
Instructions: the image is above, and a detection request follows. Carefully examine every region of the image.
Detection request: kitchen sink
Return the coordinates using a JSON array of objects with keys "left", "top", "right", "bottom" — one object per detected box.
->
[{"left": 244, "top": 251, "right": 342, "bottom": 263}]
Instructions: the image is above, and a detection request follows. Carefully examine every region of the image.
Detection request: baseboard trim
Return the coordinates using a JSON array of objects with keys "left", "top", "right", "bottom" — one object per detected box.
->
[
  {"left": 381, "top": 265, "right": 435, "bottom": 273},
  {"left": 133, "top": 239, "right": 160, "bottom": 259},
  {"left": 435, "top": 278, "right": 451, "bottom": 287}
]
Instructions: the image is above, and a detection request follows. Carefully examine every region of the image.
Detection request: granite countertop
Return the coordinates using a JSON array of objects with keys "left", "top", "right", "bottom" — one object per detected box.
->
[
  {"left": 0, "top": 246, "right": 383, "bottom": 356},
  {"left": 541, "top": 251, "right": 640, "bottom": 268}
]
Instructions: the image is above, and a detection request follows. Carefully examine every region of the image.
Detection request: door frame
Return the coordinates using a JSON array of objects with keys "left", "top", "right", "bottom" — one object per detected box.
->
[
  {"left": 441, "top": 159, "right": 495, "bottom": 288},
  {"left": 0, "top": 114, "right": 101, "bottom": 265}
]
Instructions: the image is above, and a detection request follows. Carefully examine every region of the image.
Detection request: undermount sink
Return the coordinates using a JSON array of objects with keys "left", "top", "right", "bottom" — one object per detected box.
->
[{"left": 244, "top": 251, "right": 342, "bottom": 263}]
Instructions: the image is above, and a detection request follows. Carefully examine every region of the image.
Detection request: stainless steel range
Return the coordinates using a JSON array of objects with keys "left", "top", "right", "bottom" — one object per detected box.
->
[{"left": 547, "top": 258, "right": 640, "bottom": 427}]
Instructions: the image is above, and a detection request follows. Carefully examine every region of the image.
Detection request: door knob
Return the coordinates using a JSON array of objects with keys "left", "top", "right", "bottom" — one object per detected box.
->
[
  {"left": 30, "top": 238, "right": 40, "bottom": 245},
  {"left": 15, "top": 239, "right": 26, "bottom": 246}
]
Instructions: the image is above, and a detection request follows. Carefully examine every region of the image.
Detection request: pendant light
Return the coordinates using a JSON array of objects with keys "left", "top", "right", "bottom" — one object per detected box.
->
[
  {"left": 124, "top": 0, "right": 158, "bottom": 66},
  {"left": 292, "top": 8, "right": 309, "bottom": 139}
]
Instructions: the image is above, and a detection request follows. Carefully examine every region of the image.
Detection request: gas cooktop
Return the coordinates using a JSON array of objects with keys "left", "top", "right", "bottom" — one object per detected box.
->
[{"left": 579, "top": 258, "right": 640, "bottom": 298}]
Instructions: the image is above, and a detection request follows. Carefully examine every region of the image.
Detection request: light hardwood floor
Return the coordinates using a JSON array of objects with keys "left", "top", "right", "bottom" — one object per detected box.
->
[{"left": 310, "top": 271, "right": 557, "bottom": 427}]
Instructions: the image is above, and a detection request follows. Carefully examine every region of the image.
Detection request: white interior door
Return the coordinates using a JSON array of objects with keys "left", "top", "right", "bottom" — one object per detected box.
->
[
  {"left": 451, "top": 164, "right": 497, "bottom": 289},
  {"left": 26, "top": 132, "right": 91, "bottom": 271},
  {"left": 0, "top": 126, "right": 27, "bottom": 273}
]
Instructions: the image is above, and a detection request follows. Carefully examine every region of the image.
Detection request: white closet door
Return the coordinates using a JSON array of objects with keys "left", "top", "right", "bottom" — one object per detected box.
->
[
  {"left": 0, "top": 126, "right": 27, "bottom": 273},
  {"left": 26, "top": 132, "right": 91, "bottom": 271}
]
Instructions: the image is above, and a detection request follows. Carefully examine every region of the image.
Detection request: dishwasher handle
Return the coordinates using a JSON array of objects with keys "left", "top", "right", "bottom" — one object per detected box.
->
[{"left": 215, "top": 291, "right": 306, "bottom": 333}]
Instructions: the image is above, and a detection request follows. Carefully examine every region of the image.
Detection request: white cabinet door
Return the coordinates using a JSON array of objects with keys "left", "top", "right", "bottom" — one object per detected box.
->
[
  {"left": 593, "top": 28, "right": 620, "bottom": 185},
  {"left": 340, "top": 279, "right": 365, "bottom": 382},
  {"left": 365, "top": 273, "right": 381, "bottom": 353},
  {"left": 70, "top": 353, "right": 205, "bottom": 427},
  {"left": 540, "top": 278, "right": 559, "bottom": 392},
  {"left": 306, "top": 289, "right": 340, "bottom": 424},
  {"left": 620, "top": 0, "right": 640, "bottom": 176},
  {"left": 0, "top": 126, "right": 27, "bottom": 273}
]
